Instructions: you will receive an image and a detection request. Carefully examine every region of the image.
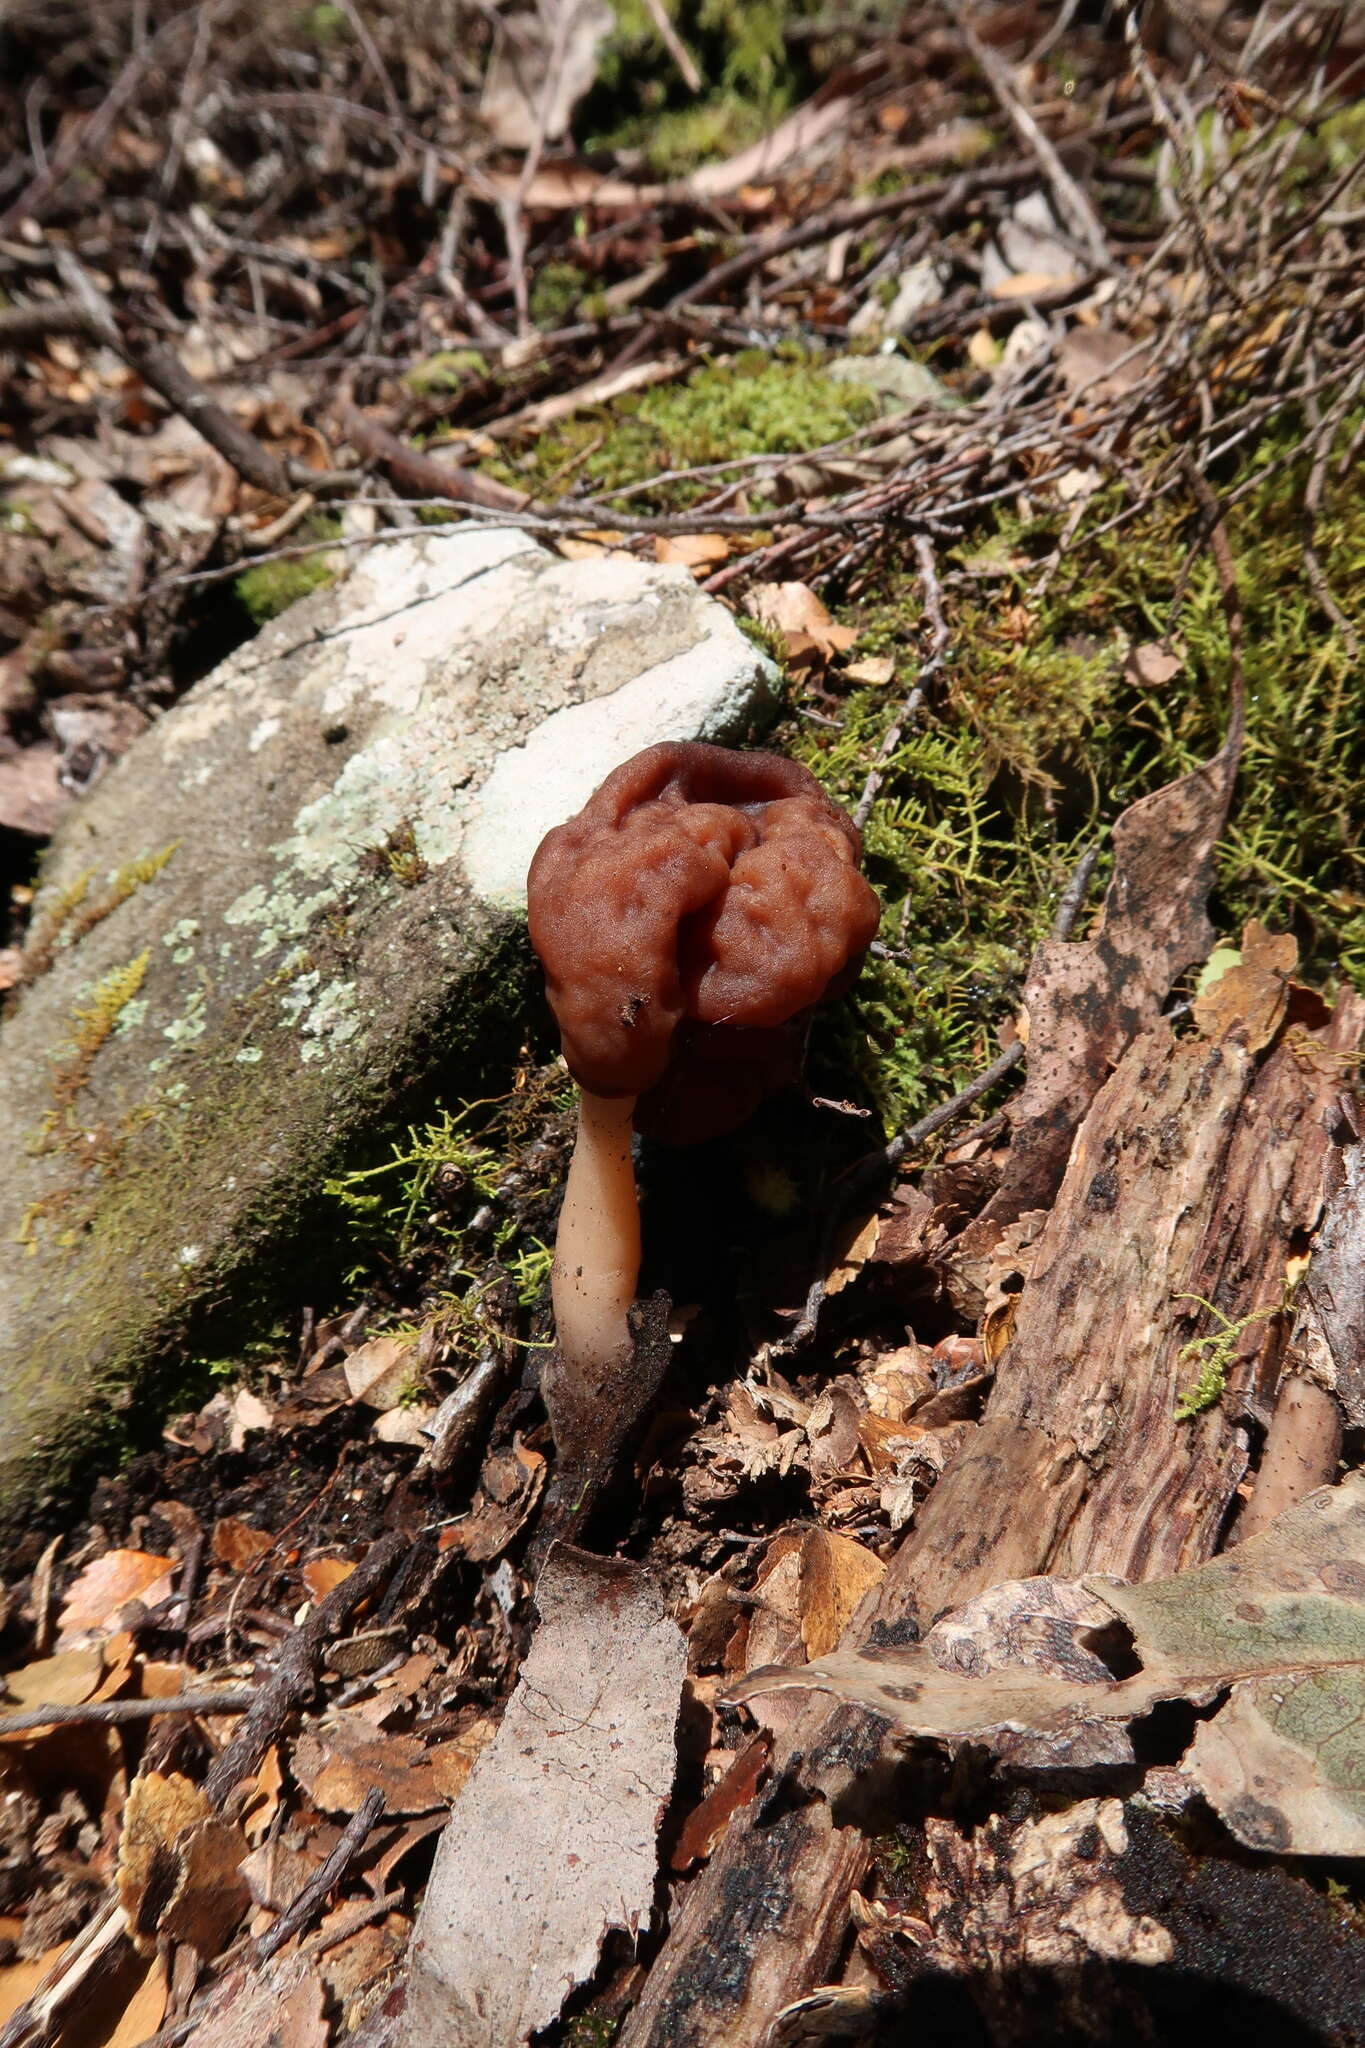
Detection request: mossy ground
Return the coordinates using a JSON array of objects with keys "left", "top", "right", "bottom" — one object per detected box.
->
[
  {"left": 795, "top": 429, "right": 1364, "bottom": 1131},
  {"left": 488, "top": 349, "right": 882, "bottom": 505}
]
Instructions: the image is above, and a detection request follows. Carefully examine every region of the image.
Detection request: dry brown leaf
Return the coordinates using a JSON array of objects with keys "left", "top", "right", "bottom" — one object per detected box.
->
[
  {"left": 991, "top": 268, "right": 1076, "bottom": 299},
  {"left": 1058, "top": 325, "right": 1148, "bottom": 402},
  {"left": 211, "top": 1518, "right": 273, "bottom": 1570},
  {"left": 105, "top": 1956, "right": 169, "bottom": 2048},
  {"left": 404, "top": 1548, "right": 686, "bottom": 2048},
  {"left": 670, "top": 1734, "right": 772, "bottom": 1872},
  {"left": 56, "top": 1552, "right": 176, "bottom": 1647},
  {"left": 292, "top": 1708, "right": 486, "bottom": 1818},
  {"left": 746, "top": 582, "right": 857, "bottom": 670},
  {"left": 654, "top": 534, "right": 729, "bottom": 574},
  {"left": 843, "top": 655, "right": 895, "bottom": 685},
  {"left": 1124, "top": 642, "right": 1183, "bottom": 688},
  {"left": 343, "top": 1335, "right": 416, "bottom": 1409},
  {"left": 117, "top": 1771, "right": 250, "bottom": 1957},
  {"left": 2, "top": 1647, "right": 103, "bottom": 1712},
  {"left": 856, "top": 1410, "right": 924, "bottom": 1472},
  {"left": 242, "top": 1747, "right": 285, "bottom": 1847},
  {"left": 0, "top": 1948, "right": 65, "bottom": 2029},
  {"left": 824, "top": 1213, "right": 880, "bottom": 1296},
  {"left": 798, "top": 1529, "right": 885, "bottom": 1658},
  {"left": 302, "top": 1556, "right": 357, "bottom": 1602},
  {"left": 1193, "top": 920, "right": 1298, "bottom": 1052}
]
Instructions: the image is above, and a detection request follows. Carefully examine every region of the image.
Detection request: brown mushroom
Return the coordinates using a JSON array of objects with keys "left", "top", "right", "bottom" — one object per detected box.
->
[{"left": 527, "top": 740, "right": 880, "bottom": 1386}]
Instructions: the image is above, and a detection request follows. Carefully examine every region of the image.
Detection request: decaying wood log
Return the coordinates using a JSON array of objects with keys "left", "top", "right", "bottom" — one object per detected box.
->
[{"left": 619, "top": 993, "right": 1365, "bottom": 2048}]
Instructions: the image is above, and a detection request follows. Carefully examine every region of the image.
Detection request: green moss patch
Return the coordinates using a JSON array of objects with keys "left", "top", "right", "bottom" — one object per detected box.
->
[
  {"left": 794, "top": 425, "right": 1365, "bottom": 1132},
  {"left": 490, "top": 349, "right": 880, "bottom": 507}
]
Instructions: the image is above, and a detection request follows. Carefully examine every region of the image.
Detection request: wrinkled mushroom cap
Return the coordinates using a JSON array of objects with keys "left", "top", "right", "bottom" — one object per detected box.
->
[{"left": 527, "top": 742, "right": 880, "bottom": 1141}]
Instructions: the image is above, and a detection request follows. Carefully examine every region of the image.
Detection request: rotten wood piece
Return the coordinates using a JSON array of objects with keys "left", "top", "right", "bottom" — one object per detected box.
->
[{"left": 619, "top": 994, "right": 1365, "bottom": 2048}]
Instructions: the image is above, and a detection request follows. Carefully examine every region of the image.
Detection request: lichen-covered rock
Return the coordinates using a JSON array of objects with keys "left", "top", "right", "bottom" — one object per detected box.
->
[{"left": 0, "top": 529, "right": 775, "bottom": 1511}]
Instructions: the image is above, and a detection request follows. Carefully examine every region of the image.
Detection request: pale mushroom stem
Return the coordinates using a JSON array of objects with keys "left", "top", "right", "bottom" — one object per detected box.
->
[{"left": 551, "top": 1088, "right": 641, "bottom": 1379}]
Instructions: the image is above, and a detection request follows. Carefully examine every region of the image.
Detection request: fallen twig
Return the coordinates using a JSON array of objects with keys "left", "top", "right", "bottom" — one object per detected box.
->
[
  {"left": 204, "top": 1530, "right": 408, "bottom": 1803},
  {"left": 0, "top": 1686, "right": 255, "bottom": 1738},
  {"left": 335, "top": 402, "right": 530, "bottom": 511},
  {"left": 256, "top": 1786, "right": 386, "bottom": 1961},
  {"left": 944, "top": 0, "right": 1113, "bottom": 272},
  {"left": 52, "top": 251, "right": 293, "bottom": 500}
]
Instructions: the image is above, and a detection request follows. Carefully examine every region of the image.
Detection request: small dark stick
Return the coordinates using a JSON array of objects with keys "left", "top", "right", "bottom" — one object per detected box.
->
[{"left": 255, "top": 1787, "right": 386, "bottom": 1961}]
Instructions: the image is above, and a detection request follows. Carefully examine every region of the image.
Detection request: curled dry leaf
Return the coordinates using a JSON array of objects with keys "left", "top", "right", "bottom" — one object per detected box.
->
[
  {"left": 670, "top": 1734, "right": 772, "bottom": 1873},
  {"left": 746, "top": 582, "right": 858, "bottom": 671}
]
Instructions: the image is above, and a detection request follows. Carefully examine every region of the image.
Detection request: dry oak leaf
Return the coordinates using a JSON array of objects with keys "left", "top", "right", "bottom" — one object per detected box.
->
[
  {"left": 1193, "top": 919, "right": 1298, "bottom": 1053},
  {"left": 117, "top": 1771, "right": 250, "bottom": 1957},
  {"left": 746, "top": 582, "right": 857, "bottom": 670},
  {"left": 57, "top": 1551, "right": 176, "bottom": 1647}
]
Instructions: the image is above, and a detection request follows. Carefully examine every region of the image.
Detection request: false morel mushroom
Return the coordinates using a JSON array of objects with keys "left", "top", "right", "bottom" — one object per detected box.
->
[{"left": 527, "top": 741, "right": 880, "bottom": 1394}]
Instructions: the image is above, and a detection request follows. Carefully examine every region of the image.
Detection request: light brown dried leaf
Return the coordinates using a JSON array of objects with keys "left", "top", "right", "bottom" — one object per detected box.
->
[
  {"left": 798, "top": 1529, "right": 885, "bottom": 1658},
  {"left": 57, "top": 1552, "right": 176, "bottom": 1646},
  {"left": 1193, "top": 919, "right": 1297, "bottom": 1052},
  {"left": 746, "top": 582, "right": 857, "bottom": 669},
  {"left": 654, "top": 534, "right": 729, "bottom": 573},
  {"left": 211, "top": 1518, "right": 273, "bottom": 1570},
  {"left": 117, "top": 1772, "right": 249, "bottom": 1957}
]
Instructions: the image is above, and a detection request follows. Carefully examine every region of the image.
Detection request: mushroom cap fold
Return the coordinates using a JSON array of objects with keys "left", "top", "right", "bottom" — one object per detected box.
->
[{"left": 527, "top": 741, "right": 880, "bottom": 1138}]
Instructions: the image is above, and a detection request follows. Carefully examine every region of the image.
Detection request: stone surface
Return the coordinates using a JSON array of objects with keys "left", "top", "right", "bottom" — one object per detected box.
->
[{"left": 0, "top": 528, "right": 776, "bottom": 1509}]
